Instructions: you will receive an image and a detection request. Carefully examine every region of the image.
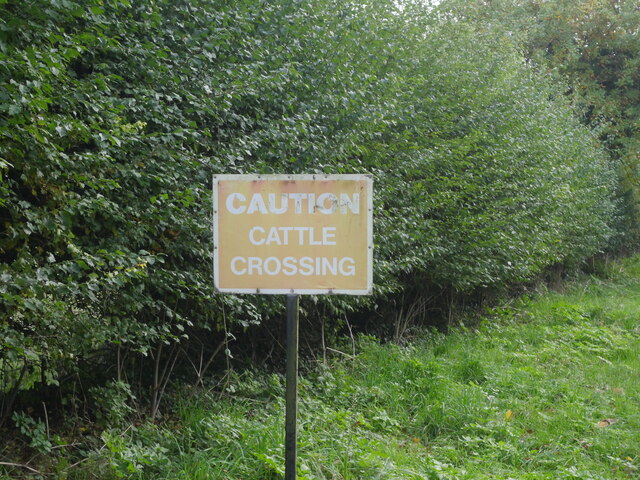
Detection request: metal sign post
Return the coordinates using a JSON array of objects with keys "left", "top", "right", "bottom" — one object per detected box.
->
[
  {"left": 212, "top": 174, "right": 373, "bottom": 479},
  {"left": 285, "top": 294, "right": 299, "bottom": 480}
]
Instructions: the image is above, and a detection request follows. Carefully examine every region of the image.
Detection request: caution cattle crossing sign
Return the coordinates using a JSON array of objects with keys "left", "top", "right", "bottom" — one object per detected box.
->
[{"left": 212, "top": 174, "right": 373, "bottom": 295}]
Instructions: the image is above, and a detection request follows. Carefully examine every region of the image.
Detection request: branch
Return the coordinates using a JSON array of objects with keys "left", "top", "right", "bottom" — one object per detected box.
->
[{"left": 0, "top": 462, "right": 43, "bottom": 475}]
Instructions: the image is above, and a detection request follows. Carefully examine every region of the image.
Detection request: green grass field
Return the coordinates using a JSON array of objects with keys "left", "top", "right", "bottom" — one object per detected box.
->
[{"left": 83, "top": 255, "right": 640, "bottom": 479}]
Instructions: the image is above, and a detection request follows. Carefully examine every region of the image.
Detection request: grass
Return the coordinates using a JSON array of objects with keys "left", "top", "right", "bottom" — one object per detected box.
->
[{"left": 30, "top": 255, "right": 640, "bottom": 479}]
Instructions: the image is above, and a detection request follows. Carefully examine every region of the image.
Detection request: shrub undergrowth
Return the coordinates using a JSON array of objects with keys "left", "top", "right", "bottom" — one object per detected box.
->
[{"left": 30, "top": 255, "right": 637, "bottom": 480}]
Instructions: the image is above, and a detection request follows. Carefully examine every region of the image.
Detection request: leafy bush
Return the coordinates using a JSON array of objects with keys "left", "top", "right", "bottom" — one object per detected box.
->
[
  {"left": 89, "top": 380, "right": 137, "bottom": 428},
  {"left": 0, "top": 0, "right": 617, "bottom": 421},
  {"left": 368, "top": 15, "right": 616, "bottom": 289},
  {"left": 439, "top": 0, "right": 640, "bottom": 251}
]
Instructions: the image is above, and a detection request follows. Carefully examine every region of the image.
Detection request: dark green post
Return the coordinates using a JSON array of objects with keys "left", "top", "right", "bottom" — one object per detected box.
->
[{"left": 285, "top": 294, "right": 299, "bottom": 480}]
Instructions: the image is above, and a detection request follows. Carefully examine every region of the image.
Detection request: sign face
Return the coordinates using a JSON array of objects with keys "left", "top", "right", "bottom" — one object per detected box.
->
[{"left": 213, "top": 174, "right": 373, "bottom": 295}]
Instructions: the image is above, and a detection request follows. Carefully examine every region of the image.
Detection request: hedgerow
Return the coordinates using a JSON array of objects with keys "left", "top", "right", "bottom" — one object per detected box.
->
[{"left": 0, "top": 0, "right": 616, "bottom": 422}]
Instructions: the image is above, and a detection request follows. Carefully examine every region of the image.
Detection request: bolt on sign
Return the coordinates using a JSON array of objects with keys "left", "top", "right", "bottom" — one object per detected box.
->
[{"left": 213, "top": 174, "right": 373, "bottom": 295}]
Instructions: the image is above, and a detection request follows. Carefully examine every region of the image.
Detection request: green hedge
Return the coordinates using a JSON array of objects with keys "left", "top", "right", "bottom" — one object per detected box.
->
[{"left": 0, "top": 0, "right": 616, "bottom": 418}]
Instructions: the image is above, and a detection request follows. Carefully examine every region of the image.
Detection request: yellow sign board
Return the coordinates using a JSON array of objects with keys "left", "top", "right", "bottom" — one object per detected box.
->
[{"left": 213, "top": 174, "right": 373, "bottom": 295}]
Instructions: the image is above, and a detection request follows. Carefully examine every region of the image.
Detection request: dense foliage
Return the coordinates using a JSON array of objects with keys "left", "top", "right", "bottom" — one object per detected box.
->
[
  {"left": 439, "top": 0, "right": 640, "bottom": 250},
  {"left": 0, "top": 0, "right": 617, "bottom": 428},
  {"left": 38, "top": 255, "right": 640, "bottom": 479}
]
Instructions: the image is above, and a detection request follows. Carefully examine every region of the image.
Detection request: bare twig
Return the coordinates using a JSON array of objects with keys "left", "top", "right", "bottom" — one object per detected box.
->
[
  {"left": 151, "top": 342, "right": 163, "bottom": 419},
  {"left": 326, "top": 347, "right": 355, "bottom": 360},
  {"left": 42, "top": 401, "right": 50, "bottom": 440},
  {"left": 65, "top": 457, "right": 89, "bottom": 470},
  {"left": 155, "top": 343, "right": 180, "bottom": 417},
  {"left": 394, "top": 294, "right": 431, "bottom": 343},
  {"left": 116, "top": 344, "right": 122, "bottom": 382},
  {"left": 0, "top": 461, "right": 43, "bottom": 475},
  {"left": 51, "top": 442, "right": 81, "bottom": 450},
  {"left": 0, "top": 362, "right": 29, "bottom": 429},
  {"left": 321, "top": 313, "right": 327, "bottom": 364},
  {"left": 344, "top": 313, "right": 356, "bottom": 361},
  {"left": 218, "top": 302, "right": 234, "bottom": 398},
  {"left": 181, "top": 345, "right": 202, "bottom": 380},
  {"left": 150, "top": 341, "right": 181, "bottom": 420},
  {"left": 195, "top": 339, "right": 226, "bottom": 387}
]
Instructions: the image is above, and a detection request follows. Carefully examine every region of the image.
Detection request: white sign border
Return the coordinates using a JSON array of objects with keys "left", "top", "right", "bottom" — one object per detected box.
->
[{"left": 212, "top": 174, "right": 373, "bottom": 295}]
